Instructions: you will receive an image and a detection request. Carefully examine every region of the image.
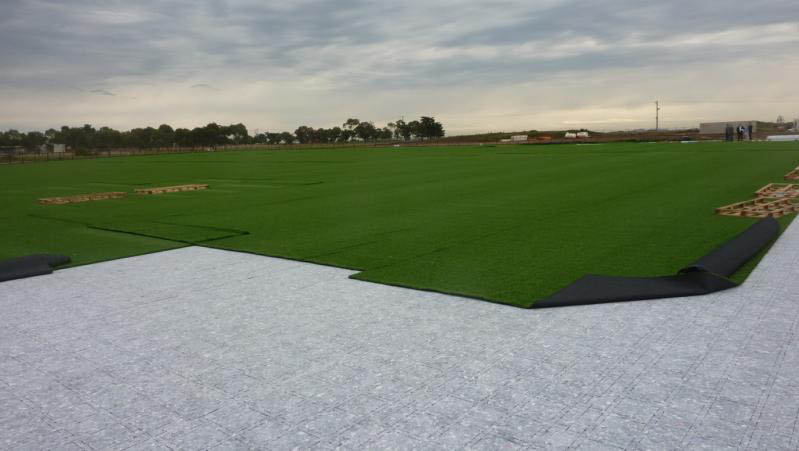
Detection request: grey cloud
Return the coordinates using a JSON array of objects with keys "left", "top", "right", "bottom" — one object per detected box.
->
[
  {"left": 3, "top": 0, "right": 797, "bottom": 91},
  {"left": 90, "top": 89, "right": 115, "bottom": 96},
  {"left": 442, "top": 0, "right": 799, "bottom": 47}
]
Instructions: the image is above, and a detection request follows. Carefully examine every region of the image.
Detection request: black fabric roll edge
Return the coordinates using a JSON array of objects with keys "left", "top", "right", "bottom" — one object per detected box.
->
[
  {"left": 533, "top": 217, "right": 780, "bottom": 309},
  {"left": 0, "top": 254, "right": 71, "bottom": 283}
]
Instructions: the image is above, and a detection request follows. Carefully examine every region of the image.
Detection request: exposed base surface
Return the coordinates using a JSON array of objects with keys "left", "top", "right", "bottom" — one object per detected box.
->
[{"left": 2, "top": 219, "right": 799, "bottom": 449}]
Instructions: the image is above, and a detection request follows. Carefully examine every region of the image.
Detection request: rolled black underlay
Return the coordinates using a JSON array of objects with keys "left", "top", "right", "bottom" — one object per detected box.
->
[
  {"left": 534, "top": 217, "right": 780, "bottom": 309},
  {"left": 679, "top": 217, "right": 780, "bottom": 277},
  {"left": 0, "top": 254, "right": 71, "bottom": 283}
]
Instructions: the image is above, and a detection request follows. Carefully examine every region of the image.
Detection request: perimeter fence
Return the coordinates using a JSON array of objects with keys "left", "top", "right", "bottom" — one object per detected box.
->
[
  {"left": 0, "top": 142, "right": 395, "bottom": 165},
  {"left": 0, "top": 133, "right": 717, "bottom": 165}
]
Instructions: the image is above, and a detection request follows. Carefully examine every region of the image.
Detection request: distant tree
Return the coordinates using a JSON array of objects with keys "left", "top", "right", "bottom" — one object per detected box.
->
[
  {"left": 419, "top": 116, "right": 444, "bottom": 139},
  {"left": 1, "top": 129, "right": 23, "bottom": 146},
  {"left": 225, "top": 123, "right": 249, "bottom": 144},
  {"left": 279, "top": 131, "right": 295, "bottom": 144},
  {"left": 378, "top": 127, "right": 393, "bottom": 140},
  {"left": 329, "top": 126, "right": 343, "bottom": 142},
  {"left": 407, "top": 120, "right": 421, "bottom": 139},
  {"left": 7, "top": 115, "right": 445, "bottom": 151},
  {"left": 294, "top": 125, "right": 314, "bottom": 144},
  {"left": 190, "top": 127, "right": 208, "bottom": 147},
  {"left": 174, "top": 128, "right": 193, "bottom": 146},
  {"left": 155, "top": 124, "right": 174, "bottom": 147},
  {"left": 21, "top": 131, "right": 46, "bottom": 150},
  {"left": 343, "top": 118, "right": 360, "bottom": 131},
  {"left": 393, "top": 119, "right": 411, "bottom": 140},
  {"left": 95, "top": 126, "right": 122, "bottom": 149},
  {"left": 340, "top": 129, "right": 354, "bottom": 142},
  {"left": 55, "top": 124, "right": 96, "bottom": 150},
  {"left": 203, "top": 123, "right": 226, "bottom": 146},
  {"left": 310, "top": 128, "right": 325, "bottom": 143},
  {"left": 129, "top": 127, "right": 157, "bottom": 149},
  {"left": 252, "top": 132, "right": 268, "bottom": 144},
  {"left": 354, "top": 121, "right": 377, "bottom": 141}
]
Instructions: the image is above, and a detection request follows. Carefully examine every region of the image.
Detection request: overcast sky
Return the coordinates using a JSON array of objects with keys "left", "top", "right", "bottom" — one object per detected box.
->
[{"left": 2, "top": 0, "right": 798, "bottom": 134}]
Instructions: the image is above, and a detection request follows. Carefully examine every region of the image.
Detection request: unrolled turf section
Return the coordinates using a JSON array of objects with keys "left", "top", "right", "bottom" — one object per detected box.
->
[{"left": 1, "top": 141, "right": 796, "bottom": 308}]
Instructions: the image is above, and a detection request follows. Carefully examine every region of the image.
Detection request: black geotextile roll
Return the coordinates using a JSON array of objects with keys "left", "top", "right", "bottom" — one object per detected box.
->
[
  {"left": 0, "top": 254, "right": 71, "bottom": 283},
  {"left": 533, "top": 217, "right": 780, "bottom": 309},
  {"left": 532, "top": 272, "right": 738, "bottom": 309},
  {"left": 680, "top": 217, "right": 780, "bottom": 277}
]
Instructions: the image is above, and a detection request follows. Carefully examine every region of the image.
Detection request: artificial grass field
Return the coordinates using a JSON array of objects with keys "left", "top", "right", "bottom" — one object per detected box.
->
[{"left": 1, "top": 141, "right": 797, "bottom": 308}]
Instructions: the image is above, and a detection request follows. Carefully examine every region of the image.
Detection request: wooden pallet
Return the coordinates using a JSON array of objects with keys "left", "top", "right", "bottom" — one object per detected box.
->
[
  {"left": 38, "top": 192, "right": 127, "bottom": 205},
  {"left": 135, "top": 184, "right": 209, "bottom": 195},
  {"left": 755, "top": 183, "right": 799, "bottom": 198},
  {"left": 785, "top": 167, "right": 799, "bottom": 180},
  {"left": 716, "top": 197, "right": 799, "bottom": 218}
]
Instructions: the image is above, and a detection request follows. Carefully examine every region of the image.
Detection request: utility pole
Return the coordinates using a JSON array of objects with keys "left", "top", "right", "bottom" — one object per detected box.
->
[{"left": 655, "top": 101, "right": 661, "bottom": 131}]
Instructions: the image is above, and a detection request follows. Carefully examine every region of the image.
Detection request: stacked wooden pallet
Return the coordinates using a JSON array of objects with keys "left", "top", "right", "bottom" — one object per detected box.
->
[
  {"left": 754, "top": 183, "right": 799, "bottom": 199},
  {"left": 38, "top": 183, "right": 209, "bottom": 205},
  {"left": 134, "top": 184, "right": 209, "bottom": 195},
  {"left": 38, "top": 192, "right": 127, "bottom": 205},
  {"left": 716, "top": 181, "right": 799, "bottom": 218},
  {"left": 785, "top": 167, "right": 799, "bottom": 180},
  {"left": 716, "top": 198, "right": 799, "bottom": 218}
]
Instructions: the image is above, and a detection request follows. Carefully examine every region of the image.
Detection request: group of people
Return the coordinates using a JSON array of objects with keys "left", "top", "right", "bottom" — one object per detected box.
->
[{"left": 726, "top": 124, "right": 753, "bottom": 141}]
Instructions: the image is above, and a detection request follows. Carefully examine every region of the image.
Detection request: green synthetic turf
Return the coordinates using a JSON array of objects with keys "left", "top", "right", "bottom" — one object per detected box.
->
[{"left": 1, "top": 141, "right": 797, "bottom": 307}]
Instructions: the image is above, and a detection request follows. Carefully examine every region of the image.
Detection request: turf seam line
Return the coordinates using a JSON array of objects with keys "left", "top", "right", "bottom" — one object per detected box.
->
[
  {"left": 150, "top": 220, "right": 250, "bottom": 235},
  {"left": 86, "top": 226, "right": 248, "bottom": 245}
]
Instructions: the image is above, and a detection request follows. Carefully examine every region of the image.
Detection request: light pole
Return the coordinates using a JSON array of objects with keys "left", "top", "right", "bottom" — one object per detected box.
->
[{"left": 655, "top": 101, "right": 660, "bottom": 131}]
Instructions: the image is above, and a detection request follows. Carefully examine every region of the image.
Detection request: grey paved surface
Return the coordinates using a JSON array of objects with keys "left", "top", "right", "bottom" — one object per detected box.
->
[{"left": 2, "top": 220, "right": 799, "bottom": 450}]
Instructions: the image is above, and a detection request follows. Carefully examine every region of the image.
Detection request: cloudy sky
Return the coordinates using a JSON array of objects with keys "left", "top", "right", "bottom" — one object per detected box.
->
[{"left": 2, "top": 0, "right": 798, "bottom": 134}]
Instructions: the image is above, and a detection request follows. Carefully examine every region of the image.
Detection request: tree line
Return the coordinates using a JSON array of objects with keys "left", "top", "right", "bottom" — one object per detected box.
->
[{"left": 0, "top": 116, "right": 445, "bottom": 151}]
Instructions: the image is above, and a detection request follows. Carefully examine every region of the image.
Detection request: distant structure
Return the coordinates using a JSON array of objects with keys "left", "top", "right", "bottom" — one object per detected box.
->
[
  {"left": 564, "top": 132, "right": 589, "bottom": 139},
  {"left": 0, "top": 146, "right": 25, "bottom": 156},
  {"left": 500, "top": 135, "right": 531, "bottom": 143},
  {"left": 767, "top": 135, "right": 799, "bottom": 142},
  {"left": 700, "top": 121, "right": 759, "bottom": 135},
  {"left": 655, "top": 101, "right": 660, "bottom": 131}
]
